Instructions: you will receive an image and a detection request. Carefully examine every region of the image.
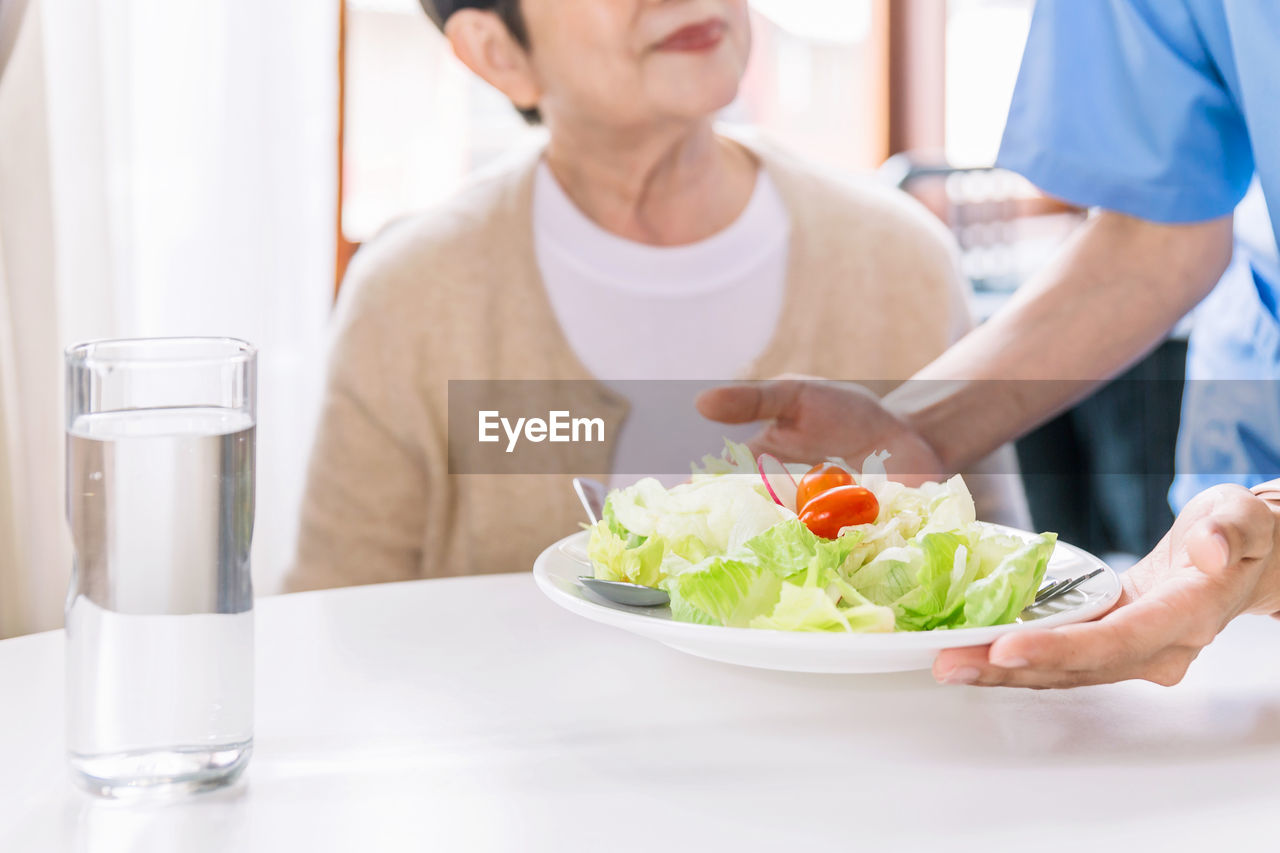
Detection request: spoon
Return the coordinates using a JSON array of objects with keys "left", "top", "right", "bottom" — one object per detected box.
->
[
  {"left": 570, "top": 477, "right": 670, "bottom": 608},
  {"left": 578, "top": 576, "right": 670, "bottom": 607}
]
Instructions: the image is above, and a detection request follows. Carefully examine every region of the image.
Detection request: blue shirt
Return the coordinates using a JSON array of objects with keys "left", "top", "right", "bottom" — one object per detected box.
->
[{"left": 997, "top": 0, "right": 1280, "bottom": 508}]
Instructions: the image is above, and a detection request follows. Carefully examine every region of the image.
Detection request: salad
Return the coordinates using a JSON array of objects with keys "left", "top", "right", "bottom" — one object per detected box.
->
[{"left": 587, "top": 441, "right": 1056, "bottom": 633}]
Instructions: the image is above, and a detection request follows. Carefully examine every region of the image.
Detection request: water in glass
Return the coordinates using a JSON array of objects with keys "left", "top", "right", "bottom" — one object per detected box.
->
[{"left": 65, "top": 404, "right": 255, "bottom": 796}]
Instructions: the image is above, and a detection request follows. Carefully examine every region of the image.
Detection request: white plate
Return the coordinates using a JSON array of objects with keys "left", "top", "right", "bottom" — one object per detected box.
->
[{"left": 533, "top": 525, "right": 1123, "bottom": 673}]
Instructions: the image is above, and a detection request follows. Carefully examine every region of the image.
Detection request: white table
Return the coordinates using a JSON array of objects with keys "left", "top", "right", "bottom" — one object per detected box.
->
[{"left": 2, "top": 574, "right": 1278, "bottom": 852}]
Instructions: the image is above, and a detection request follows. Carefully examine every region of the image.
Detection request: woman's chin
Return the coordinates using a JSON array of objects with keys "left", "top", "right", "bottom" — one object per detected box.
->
[{"left": 649, "top": 76, "right": 743, "bottom": 122}]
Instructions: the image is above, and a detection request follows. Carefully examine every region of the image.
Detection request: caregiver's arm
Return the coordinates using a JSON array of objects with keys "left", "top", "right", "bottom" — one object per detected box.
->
[
  {"left": 698, "top": 212, "right": 1235, "bottom": 477},
  {"left": 894, "top": 211, "right": 1236, "bottom": 473}
]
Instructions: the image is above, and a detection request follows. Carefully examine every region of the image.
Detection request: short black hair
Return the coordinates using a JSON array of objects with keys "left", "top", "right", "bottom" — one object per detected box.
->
[{"left": 422, "top": 0, "right": 541, "bottom": 125}]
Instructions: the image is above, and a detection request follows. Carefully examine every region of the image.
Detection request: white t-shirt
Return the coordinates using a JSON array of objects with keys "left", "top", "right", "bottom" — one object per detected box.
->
[
  {"left": 534, "top": 160, "right": 790, "bottom": 381},
  {"left": 534, "top": 160, "right": 791, "bottom": 485}
]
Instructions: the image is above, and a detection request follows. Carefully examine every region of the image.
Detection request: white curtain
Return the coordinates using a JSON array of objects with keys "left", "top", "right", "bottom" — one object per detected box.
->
[
  {"left": 0, "top": 0, "right": 336, "bottom": 636},
  {"left": 0, "top": 0, "right": 59, "bottom": 639}
]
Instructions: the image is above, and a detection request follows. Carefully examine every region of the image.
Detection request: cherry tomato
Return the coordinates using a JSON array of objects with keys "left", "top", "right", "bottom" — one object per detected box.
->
[
  {"left": 795, "top": 463, "right": 854, "bottom": 512},
  {"left": 799, "top": 485, "right": 879, "bottom": 539}
]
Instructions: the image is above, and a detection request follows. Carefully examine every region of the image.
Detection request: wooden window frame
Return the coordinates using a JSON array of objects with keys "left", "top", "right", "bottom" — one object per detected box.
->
[
  {"left": 882, "top": 0, "right": 947, "bottom": 157},
  {"left": 335, "top": 0, "right": 359, "bottom": 299}
]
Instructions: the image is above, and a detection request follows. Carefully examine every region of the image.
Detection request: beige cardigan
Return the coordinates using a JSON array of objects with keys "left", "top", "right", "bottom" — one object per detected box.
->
[{"left": 284, "top": 141, "right": 1024, "bottom": 592}]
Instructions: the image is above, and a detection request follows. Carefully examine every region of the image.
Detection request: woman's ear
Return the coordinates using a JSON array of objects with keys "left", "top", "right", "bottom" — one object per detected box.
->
[{"left": 445, "top": 10, "right": 540, "bottom": 114}]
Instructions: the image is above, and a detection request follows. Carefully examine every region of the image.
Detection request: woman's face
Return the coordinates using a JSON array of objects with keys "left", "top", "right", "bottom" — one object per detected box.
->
[{"left": 518, "top": 0, "right": 752, "bottom": 129}]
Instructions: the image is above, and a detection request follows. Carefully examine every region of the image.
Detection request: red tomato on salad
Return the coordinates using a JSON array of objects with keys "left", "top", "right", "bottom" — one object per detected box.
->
[
  {"left": 799, "top": 485, "right": 879, "bottom": 539},
  {"left": 795, "top": 463, "right": 855, "bottom": 512}
]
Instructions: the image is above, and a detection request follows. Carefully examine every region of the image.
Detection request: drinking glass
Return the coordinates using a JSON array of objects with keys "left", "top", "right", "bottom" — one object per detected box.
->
[{"left": 64, "top": 338, "right": 256, "bottom": 797}]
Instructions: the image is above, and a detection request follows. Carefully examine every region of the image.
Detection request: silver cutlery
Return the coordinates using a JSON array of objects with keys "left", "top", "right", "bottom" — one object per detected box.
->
[
  {"left": 572, "top": 476, "right": 606, "bottom": 526},
  {"left": 1027, "top": 568, "right": 1105, "bottom": 609},
  {"left": 578, "top": 576, "right": 670, "bottom": 607}
]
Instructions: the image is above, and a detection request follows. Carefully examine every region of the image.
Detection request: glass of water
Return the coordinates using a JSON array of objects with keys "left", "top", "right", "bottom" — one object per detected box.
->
[{"left": 64, "top": 338, "right": 256, "bottom": 797}]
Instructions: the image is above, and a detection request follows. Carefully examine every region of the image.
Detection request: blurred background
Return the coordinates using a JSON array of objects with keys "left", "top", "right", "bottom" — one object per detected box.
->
[{"left": 0, "top": 0, "right": 1181, "bottom": 638}]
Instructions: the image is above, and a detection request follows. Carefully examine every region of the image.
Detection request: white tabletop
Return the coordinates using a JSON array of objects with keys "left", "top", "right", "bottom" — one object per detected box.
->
[{"left": 1, "top": 574, "right": 1278, "bottom": 852}]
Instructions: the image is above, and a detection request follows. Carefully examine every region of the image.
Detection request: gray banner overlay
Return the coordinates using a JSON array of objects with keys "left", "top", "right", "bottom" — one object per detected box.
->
[{"left": 447, "top": 379, "right": 1280, "bottom": 478}]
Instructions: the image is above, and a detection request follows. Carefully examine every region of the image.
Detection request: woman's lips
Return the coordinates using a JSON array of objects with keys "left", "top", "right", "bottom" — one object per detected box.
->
[{"left": 655, "top": 18, "right": 727, "bottom": 52}]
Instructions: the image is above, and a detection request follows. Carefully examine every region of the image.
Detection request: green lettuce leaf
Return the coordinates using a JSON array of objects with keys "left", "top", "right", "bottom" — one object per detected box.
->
[
  {"left": 665, "top": 557, "right": 783, "bottom": 628},
  {"left": 690, "top": 439, "right": 759, "bottom": 480},
  {"left": 847, "top": 527, "right": 1051, "bottom": 631},
  {"left": 961, "top": 533, "right": 1056, "bottom": 627},
  {"left": 968, "top": 530, "right": 1027, "bottom": 579},
  {"left": 587, "top": 521, "right": 666, "bottom": 588},
  {"left": 846, "top": 545, "right": 924, "bottom": 607},
  {"left": 892, "top": 532, "right": 969, "bottom": 631},
  {"left": 602, "top": 499, "right": 645, "bottom": 548},
  {"left": 605, "top": 476, "right": 793, "bottom": 557},
  {"left": 743, "top": 518, "right": 863, "bottom": 581},
  {"left": 663, "top": 520, "right": 891, "bottom": 631},
  {"left": 748, "top": 585, "right": 895, "bottom": 633}
]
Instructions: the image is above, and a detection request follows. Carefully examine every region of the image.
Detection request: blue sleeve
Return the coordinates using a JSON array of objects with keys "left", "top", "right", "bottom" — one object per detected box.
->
[{"left": 997, "top": 0, "right": 1253, "bottom": 223}]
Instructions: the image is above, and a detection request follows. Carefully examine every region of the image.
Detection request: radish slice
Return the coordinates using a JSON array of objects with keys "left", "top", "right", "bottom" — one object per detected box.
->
[{"left": 757, "top": 453, "right": 799, "bottom": 513}]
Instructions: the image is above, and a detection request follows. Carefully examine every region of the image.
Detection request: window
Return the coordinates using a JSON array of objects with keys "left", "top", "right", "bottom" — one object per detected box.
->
[
  {"left": 341, "top": 0, "right": 540, "bottom": 245},
  {"left": 945, "top": 0, "right": 1034, "bottom": 167}
]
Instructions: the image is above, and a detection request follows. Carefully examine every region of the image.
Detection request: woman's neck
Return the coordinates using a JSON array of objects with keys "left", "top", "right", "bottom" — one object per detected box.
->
[{"left": 542, "top": 118, "right": 758, "bottom": 246}]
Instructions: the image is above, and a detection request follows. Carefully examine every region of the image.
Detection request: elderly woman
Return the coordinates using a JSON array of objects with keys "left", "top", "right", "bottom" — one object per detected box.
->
[{"left": 284, "top": 0, "right": 1028, "bottom": 591}]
